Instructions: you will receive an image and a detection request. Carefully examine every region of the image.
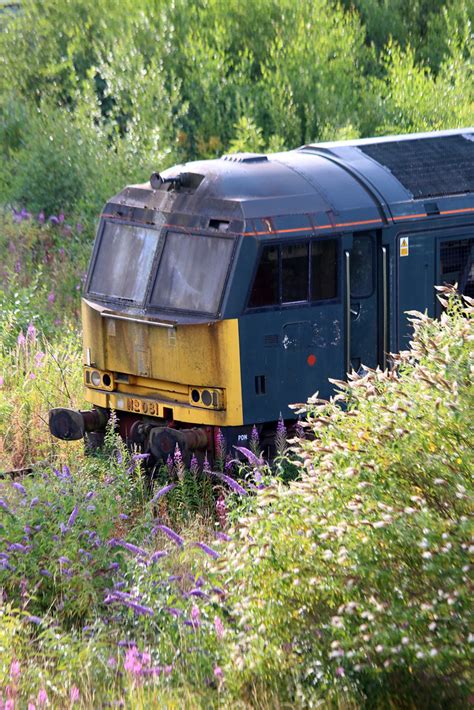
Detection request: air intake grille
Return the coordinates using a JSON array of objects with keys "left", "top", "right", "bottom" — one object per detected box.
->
[{"left": 360, "top": 134, "right": 474, "bottom": 198}]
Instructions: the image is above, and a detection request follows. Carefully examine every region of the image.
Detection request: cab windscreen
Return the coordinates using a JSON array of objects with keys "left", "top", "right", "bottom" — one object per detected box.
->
[
  {"left": 151, "top": 231, "right": 235, "bottom": 315},
  {"left": 88, "top": 222, "right": 160, "bottom": 303}
]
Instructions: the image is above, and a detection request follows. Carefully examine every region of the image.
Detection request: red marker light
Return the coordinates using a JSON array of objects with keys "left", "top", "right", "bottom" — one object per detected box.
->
[{"left": 307, "top": 354, "right": 317, "bottom": 367}]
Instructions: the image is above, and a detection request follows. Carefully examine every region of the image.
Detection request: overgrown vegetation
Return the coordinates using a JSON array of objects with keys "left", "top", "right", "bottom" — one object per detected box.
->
[{"left": 1, "top": 234, "right": 472, "bottom": 707}]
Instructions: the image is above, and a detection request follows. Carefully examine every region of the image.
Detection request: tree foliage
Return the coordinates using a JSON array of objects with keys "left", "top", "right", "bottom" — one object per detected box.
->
[{"left": 0, "top": 0, "right": 472, "bottom": 219}]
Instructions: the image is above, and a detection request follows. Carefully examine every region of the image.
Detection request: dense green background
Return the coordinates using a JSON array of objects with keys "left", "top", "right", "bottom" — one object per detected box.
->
[{"left": 0, "top": 0, "right": 472, "bottom": 221}]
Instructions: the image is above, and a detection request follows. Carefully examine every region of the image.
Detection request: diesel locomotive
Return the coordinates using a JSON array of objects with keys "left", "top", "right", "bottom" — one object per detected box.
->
[{"left": 49, "top": 128, "right": 474, "bottom": 461}]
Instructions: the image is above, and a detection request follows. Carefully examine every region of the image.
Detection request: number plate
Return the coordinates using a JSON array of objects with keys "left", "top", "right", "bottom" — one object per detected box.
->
[{"left": 126, "top": 397, "right": 160, "bottom": 416}]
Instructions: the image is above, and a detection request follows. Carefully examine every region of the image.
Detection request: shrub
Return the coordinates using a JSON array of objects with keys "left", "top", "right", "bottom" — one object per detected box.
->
[{"left": 217, "top": 289, "right": 473, "bottom": 708}]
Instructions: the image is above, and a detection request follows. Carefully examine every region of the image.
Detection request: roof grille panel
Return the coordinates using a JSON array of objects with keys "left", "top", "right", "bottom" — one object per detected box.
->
[
  {"left": 359, "top": 134, "right": 474, "bottom": 198},
  {"left": 221, "top": 153, "right": 268, "bottom": 164}
]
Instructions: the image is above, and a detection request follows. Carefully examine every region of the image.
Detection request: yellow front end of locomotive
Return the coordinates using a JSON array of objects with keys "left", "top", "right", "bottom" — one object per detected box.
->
[{"left": 81, "top": 299, "right": 244, "bottom": 427}]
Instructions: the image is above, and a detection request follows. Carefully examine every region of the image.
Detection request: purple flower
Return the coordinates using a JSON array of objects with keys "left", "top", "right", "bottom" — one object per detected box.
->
[
  {"left": 38, "top": 211, "right": 45, "bottom": 224},
  {"left": 26, "top": 323, "right": 37, "bottom": 341},
  {"left": 62, "top": 464, "right": 71, "bottom": 479},
  {"left": 150, "top": 550, "right": 167, "bottom": 563},
  {"left": 215, "top": 428, "right": 226, "bottom": 463},
  {"left": 10, "top": 659, "right": 20, "bottom": 679},
  {"left": 12, "top": 482, "right": 27, "bottom": 496},
  {"left": 233, "top": 446, "right": 264, "bottom": 467},
  {"left": 166, "top": 454, "right": 173, "bottom": 476},
  {"left": 117, "top": 541, "right": 147, "bottom": 557},
  {"left": 67, "top": 505, "right": 79, "bottom": 528},
  {"left": 0, "top": 375, "right": 4, "bottom": 388},
  {"left": 0, "top": 499, "right": 9, "bottom": 513},
  {"left": 25, "top": 615, "right": 42, "bottom": 625},
  {"left": 203, "top": 454, "right": 212, "bottom": 475},
  {"left": 70, "top": 685, "right": 80, "bottom": 704},
  {"left": 215, "top": 531, "right": 231, "bottom": 541},
  {"left": 40, "top": 569, "right": 52, "bottom": 577},
  {"left": 76, "top": 222, "right": 84, "bottom": 233},
  {"left": 17, "top": 331, "right": 26, "bottom": 347},
  {"left": 214, "top": 616, "right": 225, "bottom": 639},
  {"left": 49, "top": 215, "right": 59, "bottom": 225},
  {"left": 214, "top": 665, "right": 223, "bottom": 680},
  {"left": 166, "top": 607, "right": 183, "bottom": 617},
  {"left": 210, "top": 471, "right": 247, "bottom": 496},
  {"left": 195, "top": 542, "right": 220, "bottom": 559},
  {"left": 34, "top": 351, "right": 45, "bottom": 368},
  {"left": 156, "top": 524, "right": 184, "bottom": 547},
  {"left": 118, "top": 513, "right": 128, "bottom": 520},
  {"left": 9, "top": 543, "right": 29, "bottom": 553},
  {"left": 189, "top": 454, "right": 199, "bottom": 475},
  {"left": 48, "top": 291, "right": 55, "bottom": 304},
  {"left": 37, "top": 688, "right": 48, "bottom": 705},
  {"left": 30, "top": 497, "right": 39, "bottom": 508},
  {"left": 275, "top": 415, "right": 287, "bottom": 455},
  {"left": 151, "top": 483, "right": 176, "bottom": 503},
  {"left": 59, "top": 556, "right": 72, "bottom": 565},
  {"left": 123, "top": 600, "right": 154, "bottom": 616}
]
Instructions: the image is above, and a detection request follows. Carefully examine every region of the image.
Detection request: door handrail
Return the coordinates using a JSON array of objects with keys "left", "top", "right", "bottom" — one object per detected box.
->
[{"left": 344, "top": 250, "right": 351, "bottom": 375}]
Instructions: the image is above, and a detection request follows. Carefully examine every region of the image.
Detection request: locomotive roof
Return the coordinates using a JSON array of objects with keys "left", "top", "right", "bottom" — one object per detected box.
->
[{"left": 109, "top": 128, "right": 474, "bottom": 232}]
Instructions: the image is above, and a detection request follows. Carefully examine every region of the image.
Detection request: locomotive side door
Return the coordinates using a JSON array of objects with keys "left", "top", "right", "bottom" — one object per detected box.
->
[{"left": 345, "top": 230, "right": 387, "bottom": 373}]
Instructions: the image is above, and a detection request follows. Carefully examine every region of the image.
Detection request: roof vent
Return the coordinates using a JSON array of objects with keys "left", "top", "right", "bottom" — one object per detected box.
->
[
  {"left": 150, "top": 171, "right": 204, "bottom": 191},
  {"left": 221, "top": 153, "right": 268, "bottom": 164}
]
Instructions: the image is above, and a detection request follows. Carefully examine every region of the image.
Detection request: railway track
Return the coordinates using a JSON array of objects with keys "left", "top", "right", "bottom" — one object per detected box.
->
[{"left": 0, "top": 466, "right": 34, "bottom": 479}]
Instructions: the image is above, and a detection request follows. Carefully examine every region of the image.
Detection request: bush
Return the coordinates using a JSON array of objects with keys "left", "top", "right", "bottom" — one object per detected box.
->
[{"left": 217, "top": 288, "right": 473, "bottom": 708}]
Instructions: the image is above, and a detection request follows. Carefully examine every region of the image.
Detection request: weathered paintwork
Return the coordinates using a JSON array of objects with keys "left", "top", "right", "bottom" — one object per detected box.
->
[{"left": 79, "top": 128, "right": 474, "bottom": 437}]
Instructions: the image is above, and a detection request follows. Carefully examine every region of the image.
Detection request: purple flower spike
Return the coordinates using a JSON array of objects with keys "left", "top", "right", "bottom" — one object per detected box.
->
[
  {"left": 166, "top": 607, "right": 183, "bottom": 617},
  {"left": 30, "top": 497, "right": 39, "bottom": 508},
  {"left": 189, "top": 454, "right": 199, "bottom": 475},
  {"left": 12, "top": 482, "right": 27, "bottom": 496},
  {"left": 124, "top": 600, "right": 154, "bottom": 616},
  {"left": 9, "top": 543, "right": 29, "bottom": 553},
  {"left": 195, "top": 542, "right": 220, "bottom": 559},
  {"left": 156, "top": 524, "right": 184, "bottom": 547},
  {"left": 62, "top": 464, "right": 72, "bottom": 479},
  {"left": 151, "top": 483, "right": 176, "bottom": 503},
  {"left": 67, "top": 505, "right": 79, "bottom": 528},
  {"left": 118, "top": 541, "right": 147, "bottom": 557},
  {"left": 203, "top": 454, "right": 212, "bottom": 475},
  {"left": 150, "top": 550, "right": 168, "bottom": 563},
  {"left": 211, "top": 471, "right": 247, "bottom": 496},
  {"left": 26, "top": 615, "right": 42, "bottom": 625},
  {"left": 40, "top": 569, "right": 52, "bottom": 577},
  {"left": 189, "top": 588, "right": 209, "bottom": 599},
  {"left": 0, "top": 499, "right": 11, "bottom": 514},
  {"left": 233, "top": 446, "right": 264, "bottom": 467}
]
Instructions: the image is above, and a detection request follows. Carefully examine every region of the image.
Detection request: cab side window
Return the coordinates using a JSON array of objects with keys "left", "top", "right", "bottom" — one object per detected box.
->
[
  {"left": 311, "top": 239, "right": 337, "bottom": 301},
  {"left": 282, "top": 244, "right": 309, "bottom": 303},
  {"left": 248, "top": 245, "right": 279, "bottom": 307},
  {"left": 440, "top": 238, "right": 474, "bottom": 297},
  {"left": 248, "top": 238, "right": 338, "bottom": 308}
]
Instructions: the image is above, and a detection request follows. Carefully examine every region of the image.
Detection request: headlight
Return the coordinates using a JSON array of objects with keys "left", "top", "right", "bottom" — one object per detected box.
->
[
  {"left": 90, "top": 370, "right": 101, "bottom": 387},
  {"left": 188, "top": 386, "right": 224, "bottom": 409}
]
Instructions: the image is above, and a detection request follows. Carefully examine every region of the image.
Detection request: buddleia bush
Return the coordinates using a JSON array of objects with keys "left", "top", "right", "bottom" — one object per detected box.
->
[{"left": 218, "top": 288, "right": 473, "bottom": 708}]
